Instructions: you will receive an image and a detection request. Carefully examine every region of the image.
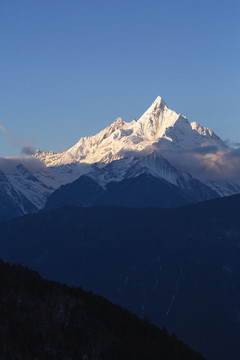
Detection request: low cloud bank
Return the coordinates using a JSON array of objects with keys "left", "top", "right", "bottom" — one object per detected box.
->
[
  {"left": 162, "top": 145, "right": 240, "bottom": 182},
  {"left": 0, "top": 157, "right": 45, "bottom": 174},
  {"left": 111, "top": 143, "right": 240, "bottom": 183}
]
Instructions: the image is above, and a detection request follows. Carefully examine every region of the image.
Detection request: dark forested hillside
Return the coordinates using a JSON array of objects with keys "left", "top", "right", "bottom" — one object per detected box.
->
[
  {"left": 0, "top": 260, "right": 204, "bottom": 360},
  {"left": 1, "top": 195, "right": 240, "bottom": 359}
]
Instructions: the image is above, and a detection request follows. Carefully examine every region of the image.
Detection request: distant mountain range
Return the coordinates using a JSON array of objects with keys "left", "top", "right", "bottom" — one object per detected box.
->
[
  {"left": 1, "top": 195, "right": 240, "bottom": 360},
  {"left": 0, "top": 96, "right": 240, "bottom": 220}
]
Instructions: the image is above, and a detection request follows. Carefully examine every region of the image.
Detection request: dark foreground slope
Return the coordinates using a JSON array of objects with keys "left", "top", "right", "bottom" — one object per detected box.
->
[
  {"left": 1, "top": 195, "right": 240, "bottom": 359},
  {"left": 0, "top": 260, "right": 204, "bottom": 360}
]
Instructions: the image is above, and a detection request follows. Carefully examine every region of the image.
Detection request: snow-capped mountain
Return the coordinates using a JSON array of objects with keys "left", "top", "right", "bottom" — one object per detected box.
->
[
  {"left": 35, "top": 96, "right": 226, "bottom": 167},
  {"left": 0, "top": 96, "right": 239, "bottom": 220}
]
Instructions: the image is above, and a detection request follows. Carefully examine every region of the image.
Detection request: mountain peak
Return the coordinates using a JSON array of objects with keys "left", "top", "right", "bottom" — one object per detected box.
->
[
  {"left": 137, "top": 96, "right": 168, "bottom": 123},
  {"left": 112, "top": 117, "right": 125, "bottom": 127},
  {"left": 148, "top": 96, "right": 167, "bottom": 112},
  {"left": 152, "top": 95, "right": 166, "bottom": 107},
  {"left": 34, "top": 96, "right": 224, "bottom": 167},
  {"left": 136, "top": 96, "right": 179, "bottom": 139}
]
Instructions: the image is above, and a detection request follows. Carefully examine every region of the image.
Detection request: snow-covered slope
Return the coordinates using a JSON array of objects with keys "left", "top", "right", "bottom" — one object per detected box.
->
[
  {"left": 2, "top": 162, "right": 93, "bottom": 213},
  {"left": 0, "top": 169, "right": 38, "bottom": 220}
]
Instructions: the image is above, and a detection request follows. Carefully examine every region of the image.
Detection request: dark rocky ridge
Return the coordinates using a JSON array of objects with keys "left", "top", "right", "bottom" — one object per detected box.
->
[{"left": 45, "top": 171, "right": 219, "bottom": 210}]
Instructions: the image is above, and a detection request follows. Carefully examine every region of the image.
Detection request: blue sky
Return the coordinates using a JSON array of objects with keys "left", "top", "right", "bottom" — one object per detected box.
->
[{"left": 0, "top": 0, "right": 239, "bottom": 156}]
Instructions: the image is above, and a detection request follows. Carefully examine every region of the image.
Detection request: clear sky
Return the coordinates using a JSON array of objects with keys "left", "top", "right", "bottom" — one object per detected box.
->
[{"left": 0, "top": 0, "right": 239, "bottom": 157}]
